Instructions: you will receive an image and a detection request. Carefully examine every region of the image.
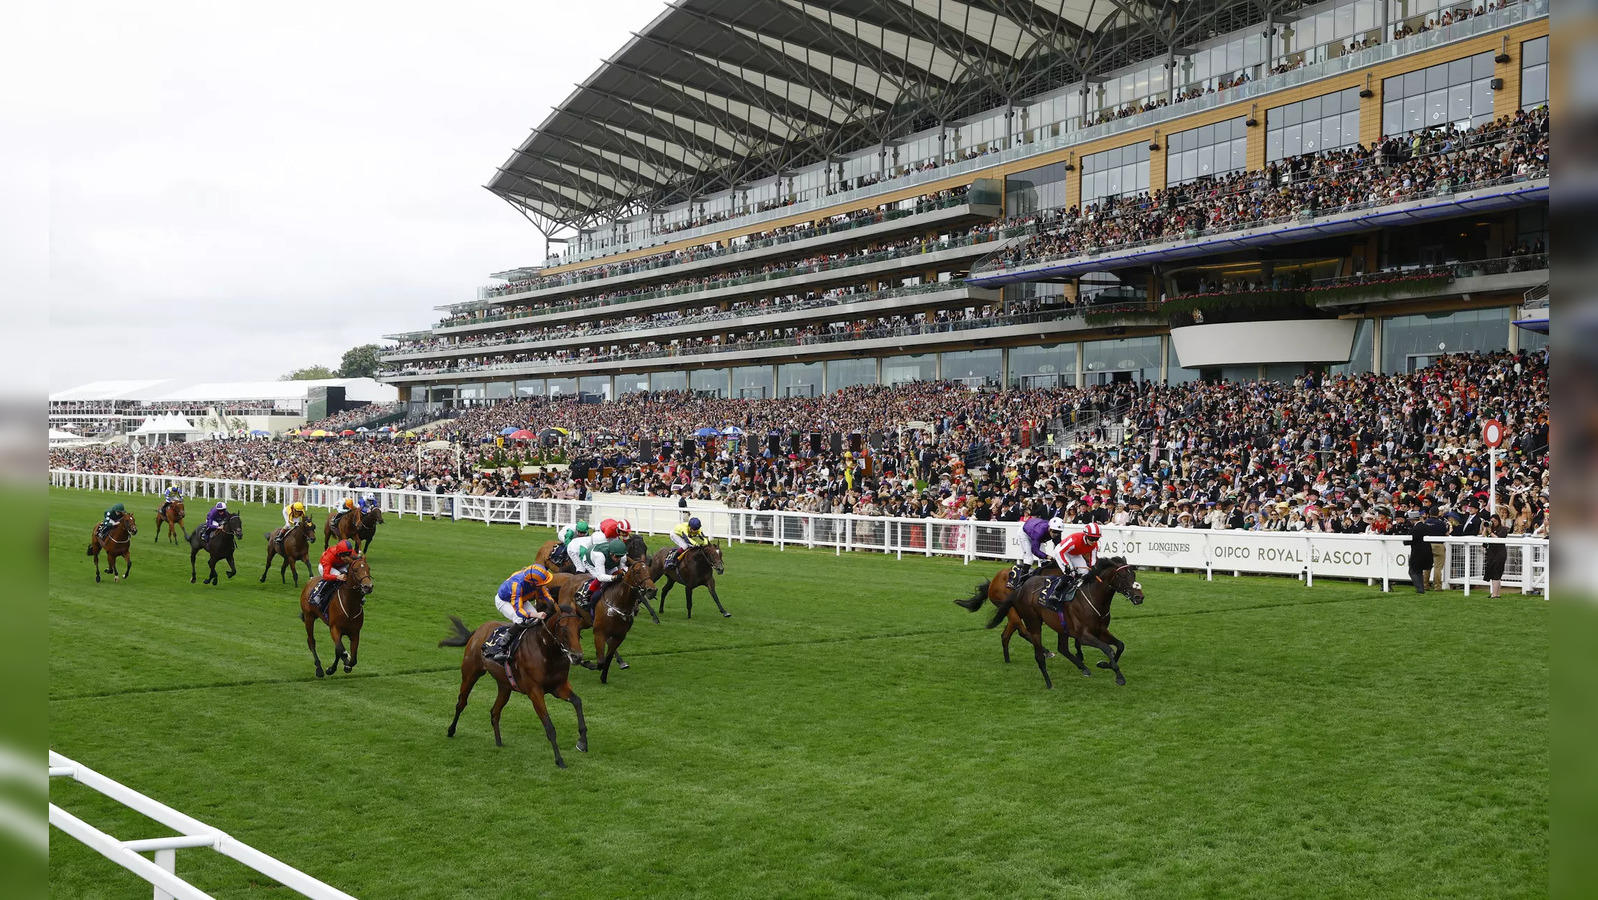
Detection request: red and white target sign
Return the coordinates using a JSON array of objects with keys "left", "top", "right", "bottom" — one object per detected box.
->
[{"left": 1482, "top": 420, "right": 1505, "bottom": 448}]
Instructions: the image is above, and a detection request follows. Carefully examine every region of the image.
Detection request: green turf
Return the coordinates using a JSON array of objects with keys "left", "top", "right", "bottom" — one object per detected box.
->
[{"left": 48, "top": 487, "right": 1547, "bottom": 898}]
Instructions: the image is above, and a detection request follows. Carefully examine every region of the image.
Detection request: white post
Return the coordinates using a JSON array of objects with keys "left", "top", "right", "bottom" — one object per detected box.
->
[
  {"left": 1489, "top": 447, "right": 1499, "bottom": 519},
  {"left": 153, "top": 848, "right": 176, "bottom": 900}
]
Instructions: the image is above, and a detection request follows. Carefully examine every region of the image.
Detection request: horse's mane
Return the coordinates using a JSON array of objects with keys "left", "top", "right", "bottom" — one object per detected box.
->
[{"left": 1092, "top": 556, "right": 1126, "bottom": 574}]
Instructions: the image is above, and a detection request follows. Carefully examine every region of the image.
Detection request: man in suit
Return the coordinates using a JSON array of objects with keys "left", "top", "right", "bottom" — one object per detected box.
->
[
  {"left": 1457, "top": 499, "right": 1484, "bottom": 537},
  {"left": 1426, "top": 506, "right": 1452, "bottom": 590},
  {"left": 1406, "top": 510, "right": 1437, "bottom": 594}
]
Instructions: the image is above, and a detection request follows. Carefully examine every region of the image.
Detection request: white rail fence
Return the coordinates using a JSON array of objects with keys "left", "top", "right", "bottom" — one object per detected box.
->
[
  {"left": 49, "top": 751, "right": 356, "bottom": 900},
  {"left": 51, "top": 469, "right": 1547, "bottom": 594}
]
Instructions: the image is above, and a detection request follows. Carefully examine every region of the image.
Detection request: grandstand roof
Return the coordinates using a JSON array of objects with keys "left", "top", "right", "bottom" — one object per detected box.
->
[
  {"left": 48, "top": 380, "right": 173, "bottom": 403},
  {"left": 49, "top": 378, "right": 397, "bottom": 405},
  {"left": 488, "top": 0, "right": 1276, "bottom": 230}
]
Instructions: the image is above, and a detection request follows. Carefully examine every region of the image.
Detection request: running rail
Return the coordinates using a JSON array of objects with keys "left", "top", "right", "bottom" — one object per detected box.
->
[{"left": 48, "top": 751, "right": 356, "bottom": 900}]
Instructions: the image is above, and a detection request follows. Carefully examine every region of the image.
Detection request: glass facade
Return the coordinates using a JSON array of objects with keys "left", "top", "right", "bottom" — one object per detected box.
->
[
  {"left": 827, "top": 358, "right": 877, "bottom": 390},
  {"left": 1380, "top": 307, "right": 1512, "bottom": 373},
  {"left": 546, "top": 377, "right": 577, "bottom": 398},
  {"left": 1522, "top": 37, "right": 1548, "bottom": 109},
  {"left": 883, "top": 354, "right": 936, "bottom": 385},
  {"left": 1382, "top": 52, "right": 1495, "bottom": 137},
  {"left": 732, "top": 365, "right": 772, "bottom": 399},
  {"left": 1267, "top": 88, "right": 1361, "bottom": 162},
  {"left": 779, "top": 362, "right": 822, "bottom": 397},
  {"left": 1168, "top": 117, "right": 1249, "bottom": 185},
  {"left": 1083, "top": 337, "right": 1162, "bottom": 383},
  {"left": 616, "top": 375, "right": 650, "bottom": 396},
  {"left": 1519, "top": 328, "right": 1548, "bottom": 354},
  {"left": 486, "top": 381, "right": 513, "bottom": 400},
  {"left": 1081, "top": 143, "right": 1150, "bottom": 205},
  {"left": 1007, "top": 344, "right": 1076, "bottom": 388},
  {"left": 1166, "top": 339, "right": 1201, "bottom": 383},
  {"left": 1005, "top": 162, "right": 1069, "bottom": 216},
  {"left": 940, "top": 349, "right": 1001, "bottom": 388},
  {"left": 578, "top": 375, "right": 611, "bottom": 401},
  {"left": 1330, "top": 318, "right": 1374, "bottom": 376},
  {"left": 651, "top": 370, "right": 687, "bottom": 392},
  {"left": 515, "top": 379, "right": 545, "bottom": 397},
  {"left": 690, "top": 368, "right": 728, "bottom": 397}
]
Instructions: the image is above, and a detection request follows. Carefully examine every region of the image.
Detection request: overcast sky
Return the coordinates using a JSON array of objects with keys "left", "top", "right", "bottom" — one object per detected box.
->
[{"left": 30, "top": 0, "right": 667, "bottom": 390}]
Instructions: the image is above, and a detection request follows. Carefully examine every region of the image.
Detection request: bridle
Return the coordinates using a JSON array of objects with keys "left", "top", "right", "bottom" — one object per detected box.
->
[
  {"left": 102, "top": 519, "right": 134, "bottom": 548},
  {"left": 1080, "top": 563, "right": 1142, "bottom": 618}
]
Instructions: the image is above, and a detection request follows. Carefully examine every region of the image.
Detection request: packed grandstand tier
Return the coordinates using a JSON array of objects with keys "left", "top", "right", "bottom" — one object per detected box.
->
[{"left": 50, "top": 350, "right": 1549, "bottom": 536}]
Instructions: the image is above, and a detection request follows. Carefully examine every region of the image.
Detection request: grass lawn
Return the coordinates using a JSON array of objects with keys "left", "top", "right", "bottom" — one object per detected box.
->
[{"left": 49, "top": 486, "right": 1547, "bottom": 898}]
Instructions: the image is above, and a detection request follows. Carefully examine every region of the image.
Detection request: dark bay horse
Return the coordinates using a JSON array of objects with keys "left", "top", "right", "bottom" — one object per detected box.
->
[
  {"left": 153, "top": 501, "right": 185, "bottom": 544},
  {"left": 354, "top": 507, "right": 384, "bottom": 554},
  {"left": 976, "top": 557, "right": 1145, "bottom": 689},
  {"left": 323, "top": 505, "right": 363, "bottom": 549},
  {"left": 558, "top": 562, "right": 655, "bottom": 683},
  {"left": 648, "top": 543, "right": 729, "bottom": 618},
  {"left": 438, "top": 610, "right": 588, "bottom": 768},
  {"left": 298, "top": 553, "right": 374, "bottom": 678},
  {"left": 261, "top": 518, "right": 317, "bottom": 585},
  {"left": 188, "top": 513, "right": 242, "bottom": 585},
  {"left": 87, "top": 514, "right": 137, "bottom": 583}
]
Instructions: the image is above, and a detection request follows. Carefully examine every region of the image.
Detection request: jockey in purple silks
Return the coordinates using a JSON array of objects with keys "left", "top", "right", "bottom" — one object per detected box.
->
[{"left": 1008, "top": 516, "right": 1064, "bottom": 590}]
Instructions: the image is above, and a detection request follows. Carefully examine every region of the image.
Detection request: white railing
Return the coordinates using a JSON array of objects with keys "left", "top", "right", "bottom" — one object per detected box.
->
[
  {"left": 49, "top": 751, "right": 356, "bottom": 900},
  {"left": 50, "top": 469, "right": 1548, "bottom": 594}
]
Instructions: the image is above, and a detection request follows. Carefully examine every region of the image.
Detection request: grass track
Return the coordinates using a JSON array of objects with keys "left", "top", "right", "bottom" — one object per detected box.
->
[{"left": 49, "top": 487, "right": 1547, "bottom": 898}]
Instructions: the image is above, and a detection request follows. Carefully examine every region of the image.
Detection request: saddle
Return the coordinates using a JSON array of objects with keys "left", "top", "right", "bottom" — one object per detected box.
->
[
  {"left": 482, "top": 624, "right": 522, "bottom": 665},
  {"left": 548, "top": 543, "right": 570, "bottom": 567},
  {"left": 1040, "top": 575, "right": 1075, "bottom": 611}
]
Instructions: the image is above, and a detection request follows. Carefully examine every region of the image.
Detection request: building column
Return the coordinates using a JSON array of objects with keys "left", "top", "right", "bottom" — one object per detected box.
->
[
  {"left": 875, "top": 356, "right": 883, "bottom": 386},
  {"left": 1159, "top": 335, "right": 1169, "bottom": 384},
  {"left": 1075, "top": 342, "right": 1085, "bottom": 388},
  {"left": 1371, "top": 317, "right": 1384, "bottom": 374}
]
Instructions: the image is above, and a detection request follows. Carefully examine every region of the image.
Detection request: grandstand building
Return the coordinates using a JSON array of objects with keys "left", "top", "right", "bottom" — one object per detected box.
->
[
  {"left": 378, "top": 0, "right": 1549, "bottom": 403},
  {"left": 48, "top": 378, "right": 398, "bottom": 439}
]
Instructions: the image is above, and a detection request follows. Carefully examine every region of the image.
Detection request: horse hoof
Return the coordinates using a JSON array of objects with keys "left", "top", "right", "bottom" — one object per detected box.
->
[
  {"left": 576, "top": 740, "right": 588, "bottom": 753},
  {"left": 315, "top": 668, "right": 324, "bottom": 678},
  {"left": 555, "top": 759, "right": 567, "bottom": 769},
  {"left": 343, "top": 665, "right": 352, "bottom": 673},
  {"left": 617, "top": 660, "right": 629, "bottom": 670},
  {"left": 721, "top": 612, "right": 732, "bottom": 618},
  {"left": 1080, "top": 670, "right": 1092, "bottom": 677},
  {"left": 1115, "top": 677, "right": 1126, "bottom": 686}
]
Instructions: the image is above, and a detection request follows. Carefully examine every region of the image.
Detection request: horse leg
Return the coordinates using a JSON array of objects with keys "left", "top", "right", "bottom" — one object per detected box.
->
[
  {"left": 599, "top": 630, "right": 626, "bottom": 684},
  {"left": 1056, "top": 624, "right": 1092, "bottom": 677},
  {"left": 207, "top": 554, "right": 219, "bottom": 585},
  {"left": 704, "top": 577, "right": 731, "bottom": 618},
  {"left": 1096, "top": 630, "right": 1126, "bottom": 666},
  {"left": 344, "top": 628, "right": 359, "bottom": 673},
  {"left": 1001, "top": 617, "right": 1015, "bottom": 662},
  {"left": 225, "top": 552, "right": 237, "bottom": 579},
  {"left": 638, "top": 595, "right": 660, "bottom": 625},
  {"left": 553, "top": 682, "right": 587, "bottom": 753},
  {"left": 684, "top": 586, "right": 694, "bottom": 619},
  {"left": 1078, "top": 632, "right": 1125, "bottom": 685},
  {"left": 91, "top": 548, "right": 101, "bottom": 583},
  {"left": 528, "top": 689, "right": 565, "bottom": 768},
  {"left": 261, "top": 546, "right": 275, "bottom": 583},
  {"left": 657, "top": 579, "right": 672, "bottom": 614},
  {"left": 121, "top": 555, "right": 131, "bottom": 581},
  {"left": 448, "top": 666, "right": 486, "bottom": 737},
  {"left": 189, "top": 546, "right": 198, "bottom": 583},
  {"left": 327, "top": 623, "right": 347, "bottom": 675},
  {"left": 304, "top": 610, "right": 325, "bottom": 678},
  {"left": 489, "top": 681, "right": 512, "bottom": 747}
]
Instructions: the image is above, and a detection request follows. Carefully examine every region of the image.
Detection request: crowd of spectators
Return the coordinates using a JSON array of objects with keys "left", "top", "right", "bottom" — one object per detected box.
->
[
  {"left": 298, "top": 401, "right": 407, "bottom": 433},
  {"left": 52, "top": 351, "right": 1548, "bottom": 538}
]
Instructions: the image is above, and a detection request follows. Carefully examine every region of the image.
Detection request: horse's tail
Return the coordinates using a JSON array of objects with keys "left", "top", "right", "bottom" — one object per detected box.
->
[
  {"left": 985, "top": 594, "right": 1017, "bottom": 630},
  {"left": 437, "top": 615, "right": 473, "bottom": 648},
  {"left": 953, "top": 581, "right": 989, "bottom": 612}
]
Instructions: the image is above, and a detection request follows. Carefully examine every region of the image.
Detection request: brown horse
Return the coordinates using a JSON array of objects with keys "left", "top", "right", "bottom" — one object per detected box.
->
[
  {"left": 261, "top": 518, "right": 317, "bottom": 585},
  {"left": 953, "top": 565, "right": 1061, "bottom": 663},
  {"left": 353, "top": 507, "right": 384, "bottom": 554},
  {"left": 323, "top": 504, "right": 363, "bottom": 549},
  {"left": 298, "top": 553, "right": 374, "bottom": 678},
  {"left": 558, "top": 562, "right": 656, "bottom": 683},
  {"left": 153, "top": 501, "right": 185, "bottom": 544},
  {"left": 438, "top": 609, "right": 588, "bottom": 768},
  {"left": 87, "top": 514, "right": 137, "bottom": 583},
  {"left": 978, "top": 557, "right": 1145, "bottom": 689},
  {"left": 534, "top": 539, "right": 576, "bottom": 574},
  {"left": 648, "top": 543, "right": 729, "bottom": 618}
]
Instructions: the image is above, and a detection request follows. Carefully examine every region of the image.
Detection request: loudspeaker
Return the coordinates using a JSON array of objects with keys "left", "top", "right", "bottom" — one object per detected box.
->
[
  {"left": 767, "top": 434, "right": 781, "bottom": 456},
  {"left": 848, "top": 433, "right": 863, "bottom": 453},
  {"left": 809, "top": 433, "right": 823, "bottom": 456},
  {"left": 830, "top": 433, "right": 843, "bottom": 455},
  {"left": 681, "top": 438, "right": 696, "bottom": 457},
  {"left": 1490, "top": 77, "right": 1504, "bottom": 90},
  {"left": 640, "top": 439, "right": 653, "bottom": 460},
  {"left": 788, "top": 433, "right": 802, "bottom": 455}
]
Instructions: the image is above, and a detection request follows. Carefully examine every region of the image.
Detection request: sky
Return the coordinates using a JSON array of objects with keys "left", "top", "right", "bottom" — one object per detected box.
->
[{"left": 28, "top": 0, "right": 668, "bottom": 391}]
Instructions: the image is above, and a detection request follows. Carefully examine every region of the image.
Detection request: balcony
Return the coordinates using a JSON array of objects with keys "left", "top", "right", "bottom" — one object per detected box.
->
[{"left": 1306, "top": 254, "right": 1550, "bottom": 308}]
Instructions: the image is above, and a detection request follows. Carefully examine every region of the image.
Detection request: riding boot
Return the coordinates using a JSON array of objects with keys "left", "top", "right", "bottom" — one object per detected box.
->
[{"left": 665, "top": 550, "right": 679, "bottom": 570}]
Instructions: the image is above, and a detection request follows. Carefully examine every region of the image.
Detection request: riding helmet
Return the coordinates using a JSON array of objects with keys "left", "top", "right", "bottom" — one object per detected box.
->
[{"left": 687, "top": 517, "right": 701, "bottom": 530}]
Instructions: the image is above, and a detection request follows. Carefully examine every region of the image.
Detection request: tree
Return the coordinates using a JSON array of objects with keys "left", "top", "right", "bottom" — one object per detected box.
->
[
  {"left": 282, "top": 365, "right": 336, "bottom": 381},
  {"left": 338, "top": 344, "right": 384, "bottom": 379}
]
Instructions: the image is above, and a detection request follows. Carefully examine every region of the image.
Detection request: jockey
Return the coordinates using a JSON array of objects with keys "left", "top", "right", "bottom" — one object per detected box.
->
[
  {"left": 158, "top": 486, "right": 183, "bottom": 519},
  {"left": 572, "top": 536, "right": 628, "bottom": 606},
  {"left": 666, "top": 517, "right": 709, "bottom": 570},
  {"left": 310, "top": 539, "right": 357, "bottom": 611},
  {"left": 98, "top": 503, "right": 127, "bottom": 539},
  {"left": 275, "top": 501, "right": 309, "bottom": 547},
  {"left": 549, "top": 520, "right": 590, "bottom": 567},
  {"left": 199, "top": 501, "right": 230, "bottom": 543},
  {"left": 615, "top": 518, "right": 634, "bottom": 538},
  {"left": 1008, "top": 516, "right": 1064, "bottom": 590},
  {"left": 494, "top": 563, "right": 555, "bottom": 628},
  {"left": 356, "top": 492, "right": 379, "bottom": 516},
  {"left": 329, "top": 497, "right": 358, "bottom": 529},
  {"left": 597, "top": 518, "right": 620, "bottom": 541},
  {"left": 1045, "top": 521, "right": 1103, "bottom": 610}
]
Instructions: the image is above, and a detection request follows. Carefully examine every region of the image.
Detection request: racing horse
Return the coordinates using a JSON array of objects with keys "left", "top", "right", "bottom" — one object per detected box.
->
[
  {"left": 87, "top": 514, "right": 137, "bottom": 583},
  {"left": 438, "top": 606, "right": 588, "bottom": 768},
  {"left": 648, "top": 542, "right": 729, "bottom": 619},
  {"left": 299, "top": 552, "right": 374, "bottom": 678},
  {"left": 188, "top": 512, "right": 243, "bottom": 585},
  {"left": 261, "top": 518, "right": 317, "bottom": 585},
  {"left": 353, "top": 506, "right": 384, "bottom": 554},
  {"left": 558, "top": 561, "right": 655, "bottom": 683},
  {"left": 153, "top": 500, "right": 185, "bottom": 544},
  {"left": 534, "top": 538, "right": 576, "bottom": 574},
  {"left": 537, "top": 533, "right": 659, "bottom": 623},
  {"left": 977, "top": 557, "right": 1144, "bottom": 689},
  {"left": 953, "top": 566, "right": 1060, "bottom": 664},
  {"left": 323, "top": 504, "right": 363, "bottom": 549}
]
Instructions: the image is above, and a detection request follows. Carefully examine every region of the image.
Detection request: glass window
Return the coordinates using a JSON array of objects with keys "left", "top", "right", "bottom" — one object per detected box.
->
[
  {"left": 486, "top": 381, "right": 513, "bottom": 400},
  {"left": 778, "top": 362, "right": 822, "bottom": 398},
  {"left": 617, "top": 375, "right": 650, "bottom": 396},
  {"left": 651, "top": 370, "right": 687, "bottom": 392},
  {"left": 515, "top": 379, "right": 545, "bottom": 397},
  {"left": 1331, "top": 318, "right": 1375, "bottom": 376},
  {"left": 940, "top": 349, "right": 1001, "bottom": 388},
  {"left": 1081, "top": 142, "right": 1151, "bottom": 204},
  {"left": 826, "top": 358, "right": 877, "bottom": 390},
  {"left": 1267, "top": 89, "right": 1361, "bottom": 162},
  {"left": 1005, "top": 162, "right": 1069, "bottom": 216},
  {"left": 1382, "top": 52, "right": 1495, "bottom": 137},
  {"left": 1083, "top": 337, "right": 1161, "bottom": 383},
  {"left": 1379, "top": 307, "right": 1513, "bottom": 373},
  {"left": 1008, "top": 343, "right": 1076, "bottom": 388},
  {"left": 578, "top": 376, "right": 611, "bottom": 402},
  {"left": 1168, "top": 116, "right": 1248, "bottom": 185},
  {"left": 883, "top": 354, "right": 937, "bottom": 386},
  {"left": 732, "top": 365, "right": 772, "bottom": 399},
  {"left": 690, "top": 368, "right": 728, "bottom": 397},
  {"left": 546, "top": 377, "right": 577, "bottom": 398},
  {"left": 1166, "top": 339, "right": 1200, "bottom": 384},
  {"left": 1522, "top": 37, "right": 1549, "bottom": 109}
]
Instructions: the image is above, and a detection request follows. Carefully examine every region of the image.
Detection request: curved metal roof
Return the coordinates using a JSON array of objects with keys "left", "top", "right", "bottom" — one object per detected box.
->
[{"left": 489, "top": 0, "right": 1291, "bottom": 231}]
